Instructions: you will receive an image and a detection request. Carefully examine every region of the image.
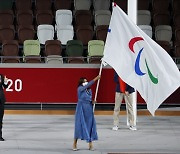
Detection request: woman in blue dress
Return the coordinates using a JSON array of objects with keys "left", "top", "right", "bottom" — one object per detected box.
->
[{"left": 73, "top": 75, "right": 100, "bottom": 151}]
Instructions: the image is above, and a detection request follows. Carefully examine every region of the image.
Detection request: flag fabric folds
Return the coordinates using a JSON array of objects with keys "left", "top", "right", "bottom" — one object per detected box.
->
[{"left": 102, "top": 3, "right": 180, "bottom": 115}]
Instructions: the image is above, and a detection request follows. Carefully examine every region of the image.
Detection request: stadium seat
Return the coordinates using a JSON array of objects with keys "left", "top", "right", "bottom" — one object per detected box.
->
[
  {"left": 172, "top": 0, "right": 180, "bottom": 14},
  {"left": 174, "top": 45, "right": 180, "bottom": 61},
  {"left": 156, "top": 40, "right": 171, "bottom": 54},
  {"left": 0, "top": 0, "right": 13, "bottom": 10},
  {"left": 0, "top": 10, "right": 14, "bottom": 25},
  {"left": 55, "top": 10, "right": 72, "bottom": 26},
  {"left": 24, "top": 40, "right": 41, "bottom": 56},
  {"left": 0, "top": 25, "right": 15, "bottom": 43},
  {"left": 173, "top": 13, "right": 180, "bottom": 28},
  {"left": 56, "top": 25, "right": 74, "bottom": 45},
  {"left": 137, "top": 10, "right": 151, "bottom": 25},
  {"left": 88, "top": 40, "right": 104, "bottom": 56},
  {"left": 23, "top": 40, "right": 41, "bottom": 63},
  {"left": 94, "top": 10, "right": 111, "bottom": 26},
  {"left": 138, "top": 0, "right": 150, "bottom": 10},
  {"left": 36, "top": 10, "right": 54, "bottom": 25},
  {"left": 35, "top": 0, "right": 52, "bottom": 10},
  {"left": 153, "top": 12, "right": 171, "bottom": 26},
  {"left": 37, "top": 25, "right": 54, "bottom": 44},
  {"left": 68, "top": 58, "right": 84, "bottom": 63},
  {"left": 155, "top": 25, "right": 172, "bottom": 42},
  {"left": 114, "top": 0, "right": 127, "bottom": 13},
  {"left": 152, "top": 0, "right": 170, "bottom": 13},
  {"left": 88, "top": 40, "right": 104, "bottom": 63},
  {"left": 24, "top": 56, "right": 42, "bottom": 63},
  {"left": 76, "top": 25, "right": 93, "bottom": 45},
  {"left": 66, "top": 40, "right": 84, "bottom": 63},
  {"left": 95, "top": 25, "right": 108, "bottom": 42},
  {"left": 15, "top": 0, "right": 32, "bottom": 10},
  {"left": 175, "top": 28, "right": 180, "bottom": 45},
  {"left": 75, "top": 10, "right": 92, "bottom": 26},
  {"left": 54, "top": 0, "right": 72, "bottom": 10},
  {"left": 16, "top": 10, "right": 33, "bottom": 26},
  {"left": 2, "top": 40, "right": 20, "bottom": 63},
  {"left": 18, "top": 25, "right": 35, "bottom": 44},
  {"left": 138, "top": 25, "right": 152, "bottom": 38},
  {"left": 93, "top": 0, "right": 110, "bottom": 11},
  {"left": 46, "top": 55, "right": 63, "bottom": 64},
  {"left": 45, "top": 40, "right": 62, "bottom": 56},
  {"left": 74, "top": 0, "right": 91, "bottom": 10},
  {"left": 45, "top": 40, "right": 63, "bottom": 64}
]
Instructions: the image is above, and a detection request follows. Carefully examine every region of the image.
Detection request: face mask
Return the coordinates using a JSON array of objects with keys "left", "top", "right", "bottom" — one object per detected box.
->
[{"left": 82, "top": 82, "right": 88, "bottom": 86}]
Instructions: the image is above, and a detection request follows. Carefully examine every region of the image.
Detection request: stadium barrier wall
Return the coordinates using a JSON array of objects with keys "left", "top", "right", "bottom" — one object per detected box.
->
[{"left": 0, "top": 64, "right": 179, "bottom": 104}]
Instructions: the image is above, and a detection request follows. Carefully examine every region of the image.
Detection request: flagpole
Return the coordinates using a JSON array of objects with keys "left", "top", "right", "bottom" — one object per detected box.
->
[
  {"left": 93, "top": 61, "right": 103, "bottom": 112},
  {"left": 128, "top": 0, "right": 137, "bottom": 125}
]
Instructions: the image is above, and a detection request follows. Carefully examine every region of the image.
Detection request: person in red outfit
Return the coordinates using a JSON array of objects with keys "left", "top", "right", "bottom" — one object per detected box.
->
[{"left": 112, "top": 71, "right": 137, "bottom": 131}]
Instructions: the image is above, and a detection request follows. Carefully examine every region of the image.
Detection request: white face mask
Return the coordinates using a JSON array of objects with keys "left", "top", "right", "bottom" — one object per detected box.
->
[{"left": 82, "top": 82, "right": 88, "bottom": 86}]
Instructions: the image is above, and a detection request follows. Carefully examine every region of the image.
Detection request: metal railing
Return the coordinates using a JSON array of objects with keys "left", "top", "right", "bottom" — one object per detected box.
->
[
  {"left": 0, "top": 56, "right": 104, "bottom": 64},
  {"left": 0, "top": 56, "right": 180, "bottom": 68}
]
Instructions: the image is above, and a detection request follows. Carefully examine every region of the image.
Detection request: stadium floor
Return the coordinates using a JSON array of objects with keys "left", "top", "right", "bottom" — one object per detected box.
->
[{"left": 0, "top": 109, "right": 180, "bottom": 154}]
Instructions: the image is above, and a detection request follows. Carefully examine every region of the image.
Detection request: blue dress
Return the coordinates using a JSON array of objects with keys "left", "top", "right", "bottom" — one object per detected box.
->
[{"left": 74, "top": 80, "right": 98, "bottom": 142}]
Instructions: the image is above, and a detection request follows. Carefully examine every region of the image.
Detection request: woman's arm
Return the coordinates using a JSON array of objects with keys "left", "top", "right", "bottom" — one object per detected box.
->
[
  {"left": 93, "top": 75, "right": 101, "bottom": 82},
  {"left": 79, "top": 75, "right": 101, "bottom": 92},
  {"left": 78, "top": 80, "right": 94, "bottom": 92}
]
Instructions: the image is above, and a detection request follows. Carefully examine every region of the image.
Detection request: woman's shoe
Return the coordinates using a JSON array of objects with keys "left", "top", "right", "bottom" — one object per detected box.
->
[
  {"left": 89, "top": 147, "right": 94, "bottom": 151},
  {"left": 72, "top": 147, "right": 77, "bottom": 151},
  {"left": 89, "top": 142, "right": 94, "bottom": 151},
  {"left": 72, "top": 144, "right": 77, "bottom": 151}
]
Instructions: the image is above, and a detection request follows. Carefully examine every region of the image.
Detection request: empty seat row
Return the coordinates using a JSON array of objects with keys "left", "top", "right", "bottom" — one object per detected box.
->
[
  {"left": 0, "top": 23, "right": 178, "bottom": 48},
  {"left": 139, "top": 24, "right": 180, "bottom": 58},
  {"left": 152, "top": 0, "right": 180, "bottom": 14},
  {"left": 139, "top": 25, "right": 180, "bottom": 48},
  {"left": 74, "top": 0, "right": 111, "bottom": 11},
  {"left": 0, "top": 9, "right": 111, "bottom": 27},
  {"left": 114, "top": 0, "right": 162, "bottom": 13},
  {"left": 0, "top": 0, "right": 111, "bottom": 11},
  {"left": 0, "top": 39, "right": 105, "bottom": 64},
  {"left": 0, "top": 0, "right": 70, "bottom": 11},
  {"left": 3, "top": 8, "right": 180, "bottom": 31},
  {"left": 2, "top": 38, "right": 178, "bottom": 64},
  {"left": 37, "top": 24, "right": 107, "bottom": 45},
  {"left": 0, "top": 23, "right": 108, "bottom": 45},
  {"left": 139, "top": 25, "right": 174, "bottom": 55},
  {"left": 0, "top": 0, "right": 179, "bottom": 13},
  {"left": 0, "top": 10, "right": 53, "bottom": 26},
  {"left": 38, "top": 24, "right": 108, "bottom": 45},
  {"left": 38, "top": 24, "right": 74, "bottom": 45},
  {"left": 139, "top": 25, "right": 172, "bottom": 42},
  {"left": 115, "top": 0, "right": 180, "bottom": 14},
  {"left": 137, "top": 10, "right": 180, "bottom": 27}
]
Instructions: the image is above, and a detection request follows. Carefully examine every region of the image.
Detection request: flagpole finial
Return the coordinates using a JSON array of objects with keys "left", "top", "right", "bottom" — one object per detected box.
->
[{"left": 113, "top": 2, "right": 117, "bottom": 7}]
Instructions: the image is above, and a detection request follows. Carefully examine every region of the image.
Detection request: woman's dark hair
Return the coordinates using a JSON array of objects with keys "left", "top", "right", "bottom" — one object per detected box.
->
[{"left": 78, "top": 77, "right": 86, "bottom": 87}]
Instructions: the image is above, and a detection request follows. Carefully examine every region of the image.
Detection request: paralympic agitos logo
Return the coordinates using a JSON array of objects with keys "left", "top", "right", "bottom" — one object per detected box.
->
[{"left": 129, "top": 37, "right": 158, "bottom": 84}]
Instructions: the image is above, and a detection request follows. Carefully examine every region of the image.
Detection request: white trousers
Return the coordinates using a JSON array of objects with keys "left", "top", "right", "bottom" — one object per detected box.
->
[{"left": 113, "top": 92, "right": 136, "bottom": 127}]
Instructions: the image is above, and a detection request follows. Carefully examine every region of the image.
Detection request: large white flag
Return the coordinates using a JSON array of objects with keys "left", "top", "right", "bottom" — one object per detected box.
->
[{"left": 102, "top": 3, "right": 180, "bottom": 115}]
